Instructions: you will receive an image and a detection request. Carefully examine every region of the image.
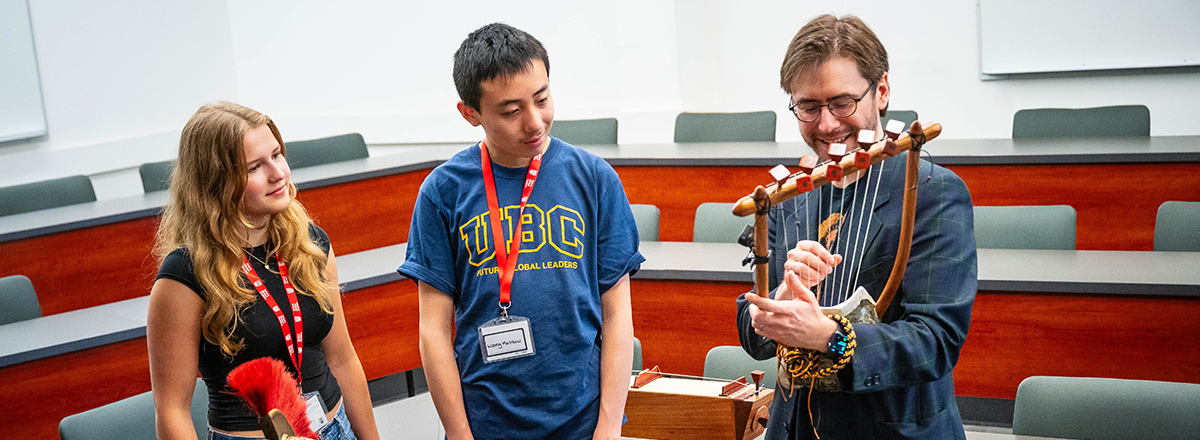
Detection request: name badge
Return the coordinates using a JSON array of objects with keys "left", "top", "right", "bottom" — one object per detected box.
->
[
  {"left": 478, "top": 315, "right": 536, "bottom": 363},
  {"left": 302, "top": 391, "right": 329, "bottom": 432}
]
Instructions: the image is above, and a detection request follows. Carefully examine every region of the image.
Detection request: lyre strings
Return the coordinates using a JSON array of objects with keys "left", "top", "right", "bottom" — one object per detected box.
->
[{"left": 772, "top": 165, "right": 885, "bottom": 308}]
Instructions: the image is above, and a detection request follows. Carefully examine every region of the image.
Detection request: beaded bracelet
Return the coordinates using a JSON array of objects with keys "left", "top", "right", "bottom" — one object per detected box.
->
[{"left": 777, "top": 314, "right": 857, "bottom": 380}]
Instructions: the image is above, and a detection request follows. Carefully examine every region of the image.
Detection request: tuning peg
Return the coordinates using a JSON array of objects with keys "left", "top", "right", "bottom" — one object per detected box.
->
[
  {"left": 769, "top": 164, "right": 790, "bottom": 183},
  {"left": 823, "top": 144, "right": 845, "bottom": 182},
  {"left": 858, "top": 130, "right": 876, "bottom": 145},
  {"left": 795, "top": 174, "right": 813, "bottom": 193},
  {"left": 798, "top": 155, "right": 818, "bottom": 174},
  {"left": 885, "top": 119, "right": 905, "bottom": 140},
  {"left": 827, "top": 143, "right": 848, "bottom": 162},
  {"left": 751, "top": 370, "right": 765, "bottom": 395}
]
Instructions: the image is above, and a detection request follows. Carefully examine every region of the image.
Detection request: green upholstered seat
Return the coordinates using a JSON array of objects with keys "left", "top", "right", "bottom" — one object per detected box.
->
[
  {"left": 633, "top": 337, "right": 643, "bottom": 371},
  {"left": 884, "top": 110, "right": 918, "bottom": 131},
  {"left": 703, "top": 346, "right": 776, "bottom": 387},
  {"left": 974, "top": 205, "right": 1076, "bottom": 250},
  {"left": 0, "top": 275, "right": 41, "bottom": 325},
  {"left": 1154, "top": 201, "right": 1200, "bottom": 252},
  {"left": 285, "top": 133, "right": 369, "bottom": 169},
  {"left": 630, "top": 204, "right": 660, "bottom": 242},
  {"left": 0, "top": 175, "right": 96, "bottom": 217},
  {"left": 674, "top": 111, "right": 776, "bottom": 143},
  {"left": 550, "top": 118, "right": 618, "bottom": 145},
  {"left": 693, "top": 202, "right": 753, "bottom": 244},
  {"left": 1012, "top": 105, "right": 1150, "bottom": 138},
  {"left": 696, "top": 203, "right": 748, "bottom": 244},
  {"left": 138, "top": 160, "right": 174, "bottom": 193},
  {"left": 1013, "top": 376, "right": 1200, "bottom": 440},
  {"left": 59, "top": 378, "right": 209, "bottom": 440}
]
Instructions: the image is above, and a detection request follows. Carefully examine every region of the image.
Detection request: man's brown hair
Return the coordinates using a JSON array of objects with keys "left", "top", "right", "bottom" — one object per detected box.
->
[{"left": 780, "top": 14, "right": 889, "bottom": 115}]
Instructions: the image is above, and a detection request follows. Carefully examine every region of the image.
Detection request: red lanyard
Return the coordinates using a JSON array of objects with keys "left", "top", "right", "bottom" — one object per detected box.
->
[
  {"left": 241, "top": 254, "right": 304, "bottom": 378},
  {"left": 480, "top": 141, "right": 543, "bottom": 309}
]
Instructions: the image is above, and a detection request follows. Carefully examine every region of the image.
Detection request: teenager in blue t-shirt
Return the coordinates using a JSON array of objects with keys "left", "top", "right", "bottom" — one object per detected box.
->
[{"left": 398, "top": 23, "right": 644, "bottom": 440}]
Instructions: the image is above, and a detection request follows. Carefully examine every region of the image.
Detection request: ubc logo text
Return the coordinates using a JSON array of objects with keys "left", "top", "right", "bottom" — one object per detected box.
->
[{"left": 460, "top": 203, "right": 585, "bottom": 266}]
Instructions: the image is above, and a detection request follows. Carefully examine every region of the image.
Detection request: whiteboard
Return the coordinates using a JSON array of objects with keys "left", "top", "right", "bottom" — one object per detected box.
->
[
  {"left": 978, "top": 0, "right": 1200, "bottom": 76},
  {"left": 0, "top": 0, "right": 47, "bottom": 143}
]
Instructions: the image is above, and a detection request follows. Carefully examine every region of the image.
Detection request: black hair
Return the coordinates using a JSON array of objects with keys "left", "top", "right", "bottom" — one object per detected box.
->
[{"left": 453, "top": 23, "right": 550, "bottom": 111}]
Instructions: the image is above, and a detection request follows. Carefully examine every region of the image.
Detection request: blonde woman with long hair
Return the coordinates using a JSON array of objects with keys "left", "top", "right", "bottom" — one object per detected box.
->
[{"left": 147, "top": 102, "right": 379, "bottom": 440}]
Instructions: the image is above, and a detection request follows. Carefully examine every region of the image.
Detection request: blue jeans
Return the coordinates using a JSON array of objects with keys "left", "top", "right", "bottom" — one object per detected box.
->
[{"left": 209, "top": 402, "right": 356, "bottom": 440}]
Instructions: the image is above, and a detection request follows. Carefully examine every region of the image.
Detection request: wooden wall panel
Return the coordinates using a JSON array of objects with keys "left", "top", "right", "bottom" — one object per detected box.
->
[
  {"left": 949, "top": 163, "right": 1200, "bottom": 251},
  {"left": 615, "top": 167, "right": 765, "bottom": 243},
  {"left": 300, "top": 170, "right": 431, "bottom": 255},
  {"left": 0, "top": 338, "right": 150, "bottom": 440},
  {"left": 630, "top": 279, "right": 750, "bottom": 376},
  {"left": 341, "top": 281, "right": 422, "bottom": 379},
  {"left": 0, "top": 217, "right": 160, "bottom": 315},
  {"left": 955, "top": 290, "right": 1200, "bottom": 399}
]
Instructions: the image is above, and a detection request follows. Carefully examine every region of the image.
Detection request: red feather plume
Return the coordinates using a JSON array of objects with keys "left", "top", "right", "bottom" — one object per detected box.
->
[{"left": 226, "top": 357, "right": 321, "bottom": 439}]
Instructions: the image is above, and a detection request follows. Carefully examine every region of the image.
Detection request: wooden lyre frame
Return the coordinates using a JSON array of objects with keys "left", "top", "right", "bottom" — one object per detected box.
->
[
  {"left": 623, "top": 366, "right": 774, "bottom": 440},
  {"left": 733, "top": 121, "right": 942, "bottom": 317},
  {"left": 621, "top": 123, "right": 942, "bottom": 440}
]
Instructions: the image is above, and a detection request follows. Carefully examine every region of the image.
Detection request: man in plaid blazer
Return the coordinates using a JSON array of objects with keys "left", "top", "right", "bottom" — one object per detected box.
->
[{"left": 736, "top": 14, "right": 977, "bottom": 440}]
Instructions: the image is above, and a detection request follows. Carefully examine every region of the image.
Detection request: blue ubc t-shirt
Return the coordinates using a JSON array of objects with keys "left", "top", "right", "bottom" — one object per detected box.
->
[{"left": 399, "top": 136, "right": 644, "bottom": 439}]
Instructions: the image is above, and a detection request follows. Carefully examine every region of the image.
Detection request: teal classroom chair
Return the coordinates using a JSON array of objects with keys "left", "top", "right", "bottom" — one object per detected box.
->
[
  {"left": 974, "top": 205, "right": 1076, "bottom": 250},
  {"left": 59, "top": 378, "right": 209, "bottom": 440},
  {"left": 674, "top": 111, "right": 776, "bottom": 143},
  {"left": 550, "top": 118, "right": 618, "bottom": 145},
  {"left": 1155, "top": 201, "right": 1200, "bottom": 252},
  {"left": 630, "top": 204, "right": 660, "bottom": 242},
  {"left": 693, "top": 202, "right": 754, "bottom": 243},
  {"left": 885, "top": 110, "right": 918, "bottom": 131},
  {"left": 139, "top": 160, "right": 174, "bottom": 193},
  {"left": 0, "top": 175, "right": 96, "bottom": 217},
  {"left": 1012, "top": 376, "right": 1200, "bottom": 440},
  {"left": 1012, "top": 105, "right": 1150, "bottom": 138},
  {"left": 0, "top": 275, "right": 42, "bottom": 325},
  {"left": 703, "top": 346, "right": 776, "bottom": 387},
  {"left": 285, "top": 133, "right": 369, "bottom": 169},
  {"left": 633, "top": 337, "right": 643, "bottom": 371}
]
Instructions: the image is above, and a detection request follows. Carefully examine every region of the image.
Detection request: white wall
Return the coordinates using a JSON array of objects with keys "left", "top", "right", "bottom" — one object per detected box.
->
[
  {"left": 230, "top": 0, "right": 1200, "bottom": 143},
  {"left": 2, "top": 0, "right": 1198, "bottom": 198},
  {"left": 225, "top": 0, "right": 685, "bottom": 144},
  {"left": 0, "top": 0, "right": 238, "bottom": 196}
]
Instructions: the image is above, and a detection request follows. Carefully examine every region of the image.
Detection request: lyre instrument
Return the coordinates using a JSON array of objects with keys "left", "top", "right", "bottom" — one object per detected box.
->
[{"left": 732, "top": 121, "right": 942, "bottom": 390}]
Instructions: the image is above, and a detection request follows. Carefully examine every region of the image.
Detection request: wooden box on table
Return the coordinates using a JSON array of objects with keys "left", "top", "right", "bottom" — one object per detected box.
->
[{"left": 622, "top": 368, "right": 773, "bottom": 440}]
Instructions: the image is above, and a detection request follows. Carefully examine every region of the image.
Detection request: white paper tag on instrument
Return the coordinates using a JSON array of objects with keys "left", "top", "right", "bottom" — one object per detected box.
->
[
  {"left": 886, "top": 119, "right": 906, "bottom": 136},
  {"left": 858, "top": 130, "right": 876, "bottom": 145},
  {"left": 829, "top": 143, "right": 847, "bottom": 157},
  {"left": 479, "top": 315, "right": 536, "bottom": 363},
  {"left": 303, "top": 391, "right": 329, "bottom": 432},
  {"left": 769, "top": 164, "right": 790, "bottom": 181}
]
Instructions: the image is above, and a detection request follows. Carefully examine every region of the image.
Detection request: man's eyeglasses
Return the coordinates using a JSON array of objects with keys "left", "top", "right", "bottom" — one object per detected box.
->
[{"left": 788, "top": 82, "right": 875, "bottom": 123}]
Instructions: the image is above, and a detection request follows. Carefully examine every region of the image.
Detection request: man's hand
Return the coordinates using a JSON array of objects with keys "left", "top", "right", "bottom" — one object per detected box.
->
[
  {"left": 744, "top": 271, "right": 838, "bottom": 351},
  {"left": 783, "top": 240, "right": 842, "bottom": 290}
]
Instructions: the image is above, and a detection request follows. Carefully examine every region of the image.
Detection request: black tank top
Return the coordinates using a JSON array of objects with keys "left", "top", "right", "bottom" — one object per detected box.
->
[{"left": 156, "top": 224, "right": 342, "bottom": 431}]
